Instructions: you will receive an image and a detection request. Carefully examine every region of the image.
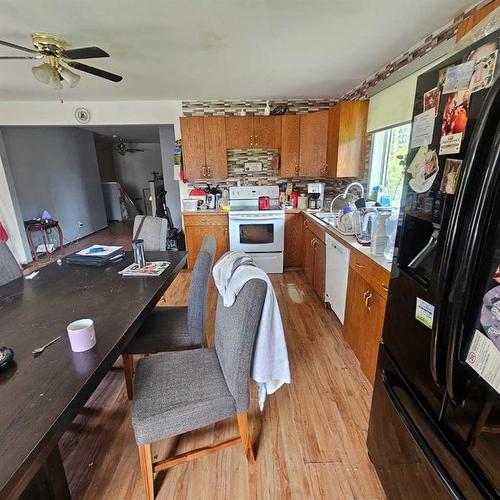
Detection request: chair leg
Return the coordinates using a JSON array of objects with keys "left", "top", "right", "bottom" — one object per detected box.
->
[
  {"left": 237, "top": 413, "right": 255, "bottom": 464},
  {"left": 122, "top": 354, "right": 134, "bottom": 400},
  {"left": 137, "top": 444, "right": 154, "bottom": 500}
]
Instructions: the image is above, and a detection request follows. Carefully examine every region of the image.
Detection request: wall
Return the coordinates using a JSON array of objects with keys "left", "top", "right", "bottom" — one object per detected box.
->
[
  {"left": 0, "top": 132, "right": 31, "bottom": 263},
  {"left": 112, "top": 142, "right": 162, "bottom": 215},
  {"left": 159, "top": 125, "right": 182, "bottom": 229},
  {"left": 0, "top": 100, "right": 183, "bottom": 137},
  {"left": 1, "top": 127, "right": 107, "bottom": 255}
]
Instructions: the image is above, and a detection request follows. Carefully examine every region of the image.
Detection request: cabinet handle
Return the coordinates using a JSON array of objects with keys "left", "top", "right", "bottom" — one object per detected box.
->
[
  {"left": 380, "top": 283, "right": 389, "bottom": 292},
  {"left": 363, "top": 290, "right": 369, "bottom": 301},
  {"left": 250, "top": 134, "right": 254, "bottom": 147},
  {"left": 355, "top": 262, "right": 365, "bottom": 269},
  {"left": 365, "top": 291, "right": 373, "bottom": 309},
  {"left": 207, "top": 165, "right": 212, "bottom": 177},
  {"left": 254, "top": 134, "right": 258, "bottom": 146},
  {"left": 295, "top": 165, "right": 300, "bottom": 176}
]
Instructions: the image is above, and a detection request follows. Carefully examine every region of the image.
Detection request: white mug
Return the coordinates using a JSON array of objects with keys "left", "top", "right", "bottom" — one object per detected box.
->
[{"left": 67, "top": 319, "right": 96, "bottom": 352}]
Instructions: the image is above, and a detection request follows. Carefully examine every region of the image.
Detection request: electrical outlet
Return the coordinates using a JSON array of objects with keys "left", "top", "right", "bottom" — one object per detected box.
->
[{"left": 78, "top": 221, "right": 84, "bottom": 227}]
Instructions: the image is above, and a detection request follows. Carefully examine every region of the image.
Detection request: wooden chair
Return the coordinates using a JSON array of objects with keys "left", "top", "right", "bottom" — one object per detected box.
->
[
  {"left": 0, "top": 241, "right": 22, "bottom": 286},
  {"left": 122, "top": 236, "right": 216, "bottom": 399},
  {"left": 131, "top": 279, "right": 267, "bottom": 499}
]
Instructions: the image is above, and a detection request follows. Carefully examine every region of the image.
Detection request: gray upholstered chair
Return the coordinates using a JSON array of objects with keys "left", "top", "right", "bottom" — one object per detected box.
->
[
  {"left": 133, "top": 215, "right": 169, "bottom": 251},
  {"left": 122, "top": 235, "right": 217, "bottom": 399},
  {"left": 132, "top": 279, "right": 266, "bottom": 500},
  {"left": 0, "top": 241, "right": 22, "bottom": 287}
]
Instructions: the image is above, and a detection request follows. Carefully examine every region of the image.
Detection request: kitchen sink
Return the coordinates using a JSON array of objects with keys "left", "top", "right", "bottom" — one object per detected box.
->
[{"left": 310, "top": 212, "right": 337, "bottom": 227}]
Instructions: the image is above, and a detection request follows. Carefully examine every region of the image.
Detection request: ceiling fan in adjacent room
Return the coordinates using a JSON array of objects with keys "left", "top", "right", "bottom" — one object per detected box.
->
[
  {"left": 0, "top": 33, "right": 123, "bottom": 89},
  {"left": 115, "top": 138, "right": 145, "bottom": 156}
]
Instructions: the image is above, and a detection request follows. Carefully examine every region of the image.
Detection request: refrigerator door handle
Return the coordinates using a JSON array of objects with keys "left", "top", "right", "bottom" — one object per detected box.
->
[
  {"left": 382, "top": 370, "right": 464, "bottom": 500},
  {"left": 432, "top": 76, "right": 500, "bottom": 390},
  {"left": 447, "top": 119, "right": 500, "bottom": 405}
]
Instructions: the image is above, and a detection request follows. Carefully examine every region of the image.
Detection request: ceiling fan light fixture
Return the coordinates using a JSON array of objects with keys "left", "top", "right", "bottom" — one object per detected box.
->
[
  {"left": 48, "top": 67, "right": 63, "bottom": 90},
  {"left": 31, "top": 63, "right": 52, "bottom": 84},
  {"left": 59, "top": 65, "right": 80, "bottom": 88}
]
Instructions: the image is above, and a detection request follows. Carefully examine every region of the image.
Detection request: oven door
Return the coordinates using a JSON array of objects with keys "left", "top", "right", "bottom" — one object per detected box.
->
[{"left": 229, "top": 213, "right": 284, "bottom": 253}]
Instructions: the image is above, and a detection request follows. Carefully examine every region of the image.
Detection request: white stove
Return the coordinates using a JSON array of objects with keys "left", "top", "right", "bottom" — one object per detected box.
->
[{"left": 229, "top": 186, "right": 284, "bottom": 273}]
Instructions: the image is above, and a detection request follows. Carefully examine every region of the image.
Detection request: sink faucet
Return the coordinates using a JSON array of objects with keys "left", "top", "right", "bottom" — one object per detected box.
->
[{"left": 343, "top": 182, "right": 365, "bottom": 200}]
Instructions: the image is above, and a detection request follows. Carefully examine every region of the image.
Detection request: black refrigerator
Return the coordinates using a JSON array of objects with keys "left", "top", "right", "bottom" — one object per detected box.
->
[{"left": 367, "top": 30, "right": 500, "bottom": 500}]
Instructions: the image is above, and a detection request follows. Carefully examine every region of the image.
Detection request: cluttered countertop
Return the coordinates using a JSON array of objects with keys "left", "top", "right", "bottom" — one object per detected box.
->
[{"left": 302, "top": 210, "right": 393, "bottom": 273}]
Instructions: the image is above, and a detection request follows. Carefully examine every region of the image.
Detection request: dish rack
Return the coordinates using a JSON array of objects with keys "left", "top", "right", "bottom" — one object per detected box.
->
[{"left": 331, "top": 210, "right": 362, "bottom": 236}]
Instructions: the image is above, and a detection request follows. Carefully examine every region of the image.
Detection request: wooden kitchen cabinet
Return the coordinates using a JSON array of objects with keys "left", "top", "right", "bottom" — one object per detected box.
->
[
  {"left": 299, "top": 110, "right": 328, "bottom": 177},
  {"left": 284, "top": 212, "right": 303, "bottom": 269},
  {"left": 180, "top": 116, "right": 228, "bottom": 180},
  {"left": 326, "top": 100, "right": 369, "bottom": 178},
  {"left": 302, "top": 216, "right": 326, "bottom": 301},
  {"left": 281, "top": 115, "right": 300, "bottom": 177},
  {"left": 204, "top": 116, "right": 227, "bottom": 179},
  {"left": 343, "top": 254, "right": 389, "bottom": 384},
  {"left": 225, "top": 116, "right": 254, "bottom": 149},
  {"left": 225, "top": 116, "right": 281, "bottom": 149},
  {"left": 313, "top": 238, "right": 326, "bottom": 300},
  {"left": 253, "top": 116, "right": 281, "bottom": 148},
  {"left": 183, "top": 214, "right": 229, "bottom": 269}
]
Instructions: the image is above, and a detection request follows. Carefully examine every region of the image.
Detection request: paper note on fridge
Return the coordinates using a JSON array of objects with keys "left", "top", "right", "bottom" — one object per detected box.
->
[
  {"left": 466, "top": 330, "right": 500, "bottom": 395},
  {"left": 439, "top": 133, "right": 462, "bottom": 155},
  {"left": 410, "top": 109, "right": 435, "bottom": 148},
  {"left": 442, "top": 60, "right": 475, "bottom": 94},
  {"left": 415, "top": 297, "right": 434, "bottom": 329}
]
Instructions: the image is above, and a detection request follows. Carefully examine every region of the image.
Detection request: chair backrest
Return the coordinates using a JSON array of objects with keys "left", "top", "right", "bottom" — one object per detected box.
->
[
  {"left": 0, "top": 241, "right": 22, "bottom": 287},
  {"left": 132, "top": 215, "right": 169, "bottom": 251},
  {"left": 187, "top": 236, "right": 217, "bottom": 343},
  {"left": 215, "top": 279, "right": 267, "bottom": 414}
]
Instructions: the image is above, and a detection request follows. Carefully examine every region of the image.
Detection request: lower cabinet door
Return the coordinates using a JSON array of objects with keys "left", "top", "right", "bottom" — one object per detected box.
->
[
  {"left": 303, "top": 227, "right": 315, "bottom": 285},
  {"left": 185, "top": 225, "right": 228, "bottom": 269},
  {"left": 313, "top": 239, "right": 326, "bottom": 301}
]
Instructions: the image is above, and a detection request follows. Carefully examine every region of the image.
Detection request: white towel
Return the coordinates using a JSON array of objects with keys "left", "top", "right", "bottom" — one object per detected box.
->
[{"left": 213, "top": 253, "right": 291, "bottom": 407}]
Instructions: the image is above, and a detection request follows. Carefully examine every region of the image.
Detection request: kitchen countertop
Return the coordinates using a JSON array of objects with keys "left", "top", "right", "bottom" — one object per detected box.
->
[
  {"left": 181, "top": 208, "right": 392, "bottom": 274},
  {"left": 302, "top": 211, "right": 392, "bottom": 274}
]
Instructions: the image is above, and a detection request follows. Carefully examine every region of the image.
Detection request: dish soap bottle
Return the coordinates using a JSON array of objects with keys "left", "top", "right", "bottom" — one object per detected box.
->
[{"left": 371, "top": 211, "right": 391, "bottom": 256}]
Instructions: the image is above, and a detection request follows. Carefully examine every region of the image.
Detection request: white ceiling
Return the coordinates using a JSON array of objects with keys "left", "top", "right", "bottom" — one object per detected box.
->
[{"left": 0, "top": 0, "right": 475, "bottom": 101}]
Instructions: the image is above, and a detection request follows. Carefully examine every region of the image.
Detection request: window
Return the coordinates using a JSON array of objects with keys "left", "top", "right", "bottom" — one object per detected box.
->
[{"left": 368, "top": 122, "right": 411, "bottom": 206}]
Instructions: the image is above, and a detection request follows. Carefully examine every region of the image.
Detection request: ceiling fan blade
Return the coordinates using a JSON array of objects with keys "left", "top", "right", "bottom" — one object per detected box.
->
[
  {"left": 64, "top": 46, "right": 109, "bottom": 60},
  {"left": 0, "top": 56, "right": 36, "bottom": 59},
  {"left": 0, "top": 40, "right": 37, "bottom": 54},
  {"left": 127, "top": 148, "right": 145, "bottom": 152},
  {"left": 67, "top": 61, "right": 122, "bottom": 82}
]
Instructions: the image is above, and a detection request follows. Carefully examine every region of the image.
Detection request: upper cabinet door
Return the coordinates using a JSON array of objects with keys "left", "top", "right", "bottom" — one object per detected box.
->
[
  {"left": 203, "top": 116, "right": 227, "bottom": 179},
  {"left": 225, "top": 116, "right": 254, "bottom": 149},
  {"left": 253, "top": 116, "right": 282, "bottom": 149},
  {"left": 299, "top": 110, "right": 328, "bottom": 177},
  {"left": 327, "top": 100, "right": 369, "bottom": 178},
  {"left": 180, "top": 116, "right": 206, "bottom": 180},
  {"left": 281, "top": 115, "right": 300, "bottom": 177}
]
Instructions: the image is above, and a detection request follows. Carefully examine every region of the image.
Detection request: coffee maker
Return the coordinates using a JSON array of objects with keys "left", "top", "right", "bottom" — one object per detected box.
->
[{"left": 307, "top": 183, "right": 325, "bottom": 211}]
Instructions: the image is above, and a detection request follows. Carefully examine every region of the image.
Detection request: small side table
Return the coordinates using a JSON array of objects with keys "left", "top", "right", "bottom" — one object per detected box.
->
[{"left": 24, "top": 219, "right": 64, "bottom": 262}]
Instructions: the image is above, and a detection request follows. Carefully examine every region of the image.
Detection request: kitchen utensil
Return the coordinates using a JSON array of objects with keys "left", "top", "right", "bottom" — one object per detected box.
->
[{"left": 32, "top": 336, "right": 61, "bottom": 356}]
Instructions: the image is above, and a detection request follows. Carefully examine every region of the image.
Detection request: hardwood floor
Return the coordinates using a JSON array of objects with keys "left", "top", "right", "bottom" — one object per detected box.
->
[{"left": 56, "top": 224, "right": 385, "bottom": 499}]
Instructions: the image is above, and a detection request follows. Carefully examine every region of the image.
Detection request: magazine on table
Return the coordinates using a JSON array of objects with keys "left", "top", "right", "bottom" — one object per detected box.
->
[{"left": 119, "top": 261, "right": 170, "bottom": 277}]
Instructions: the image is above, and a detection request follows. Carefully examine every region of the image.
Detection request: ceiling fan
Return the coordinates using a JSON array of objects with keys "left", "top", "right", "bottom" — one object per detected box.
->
[
  {"left": 115, "top": 138, "right": 145, "bottom": 156},
  {"left": 0, "top": 33, "right": 123, "bottom": 89}
]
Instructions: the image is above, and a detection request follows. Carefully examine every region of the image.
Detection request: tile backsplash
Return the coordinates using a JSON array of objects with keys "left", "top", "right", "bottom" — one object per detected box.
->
[
  {"left": 187, "top": 148, "right": 369, "bottom": 207},
  {"left": 182, "top": 99, "right": 338, "bottom": 116}
]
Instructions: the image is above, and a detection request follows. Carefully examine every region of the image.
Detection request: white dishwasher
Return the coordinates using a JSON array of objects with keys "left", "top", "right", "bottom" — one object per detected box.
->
[{"left": 325, "top": 234, "right": 350, "bottom": 324}]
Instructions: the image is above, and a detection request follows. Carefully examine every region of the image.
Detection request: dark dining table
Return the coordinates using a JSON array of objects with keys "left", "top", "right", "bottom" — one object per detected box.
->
[{"left": 0, "top": 250, "right": 187, "bottom": 499}]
